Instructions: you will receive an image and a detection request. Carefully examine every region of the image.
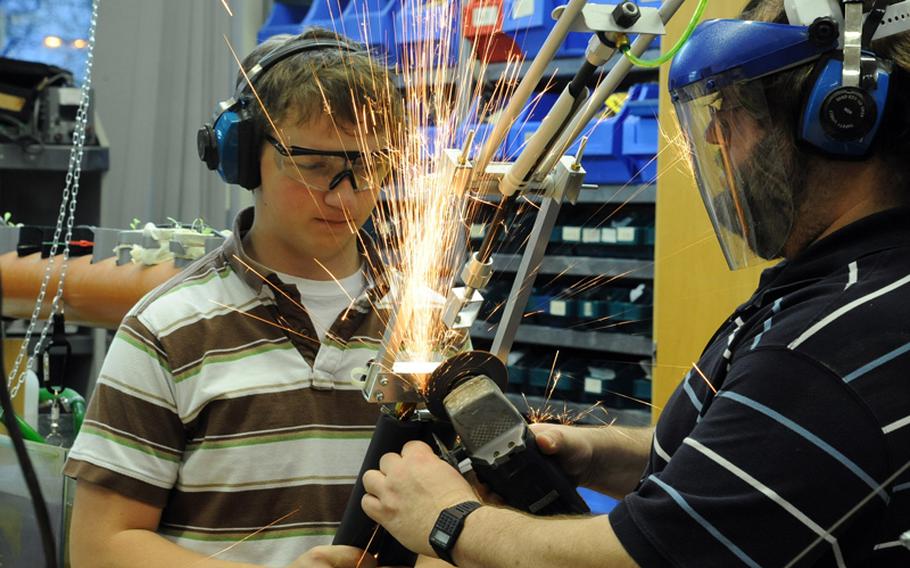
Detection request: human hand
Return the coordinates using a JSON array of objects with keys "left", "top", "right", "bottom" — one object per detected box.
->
[
  {"left": 531, "top": 422, "right": 653, "bottom": 497},
  {"left": 361, "top": 441, "right": 478, "bottom": 557},
  {"left": 285, "top": 545, "right": 375, "bottom": 568},
  {"left": 529, "top": 422, "right": 596, "bottom": 486}
]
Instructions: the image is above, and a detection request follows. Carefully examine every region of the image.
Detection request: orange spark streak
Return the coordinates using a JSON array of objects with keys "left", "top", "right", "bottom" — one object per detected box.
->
[
  {"left": 604, "top": 389, "right": 663, "bottom": 411},
  {"left": 219, "top": 0, "right": 233, "bottom": 17},
  {"left": 192, "top": 507, "right": 300, "bottom": 566},
  {"left": 691, "top": 362, "right": 718, "bottom": 395},
  {"left": 356, "top": 525, "right": 382, "bottom": 568},
  {"left": 313, "top": 258, "right": 357, "bottom": 304},
  {"left": 545, "top": 350, "right": 561, "bottom": 402},
  {"left": 230, "top": 254, "right": 312, "bottom": 316},
  {"left": 209, "top": 300, "right": 319, "bottom": 345}
]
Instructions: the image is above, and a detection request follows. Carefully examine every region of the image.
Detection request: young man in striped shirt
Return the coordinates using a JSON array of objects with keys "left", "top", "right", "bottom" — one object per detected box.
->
[
  {"left": 65, "top": 30, "right": 408, "bottom": 567},
  {"left": 361, "top": 1, "right": 910, "bottom": 566}
]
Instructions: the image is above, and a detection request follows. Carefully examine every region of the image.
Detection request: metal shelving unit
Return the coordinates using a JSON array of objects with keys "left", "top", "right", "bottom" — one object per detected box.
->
[
  {"left": 574, "top": 183, "right": 655, "bottom": 204},
  {"left": 491, "top": 253, "right": 653, "bottom": 279},
  {"left": 471, "top": 322, "right": 653, "bottom": 357}
]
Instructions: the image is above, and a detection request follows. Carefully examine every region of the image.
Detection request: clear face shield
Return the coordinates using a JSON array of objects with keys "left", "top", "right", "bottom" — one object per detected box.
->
[{"left": 672, "top": 76, "right": 798, "bottom": 270}]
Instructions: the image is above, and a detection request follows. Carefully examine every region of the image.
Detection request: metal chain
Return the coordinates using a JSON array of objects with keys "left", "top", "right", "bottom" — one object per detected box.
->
[{"left": 6, "top": 0, "right": 100, "bottom": 399}]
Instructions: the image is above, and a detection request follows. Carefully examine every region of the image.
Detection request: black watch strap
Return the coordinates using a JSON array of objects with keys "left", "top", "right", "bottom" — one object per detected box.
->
[{"left": 428, "top": 501, "right": 482, "bottom": 565}]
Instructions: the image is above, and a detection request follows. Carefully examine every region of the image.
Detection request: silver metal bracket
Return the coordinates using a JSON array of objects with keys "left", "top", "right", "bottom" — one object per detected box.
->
[
  {"left": 542, "top": 155, "right": 586, "bottom": 204},
  {"left": 440, "top": 148, "right": 474, "bottom": 192},
  {"left": 358, "top": 360, "right": 436, "bottom": 404},
  {"left": 442, "top": 286, "right": 485, "bottom": 329},
  {"left": 554, "top": 4, "right": 666, "bottom": 35}
]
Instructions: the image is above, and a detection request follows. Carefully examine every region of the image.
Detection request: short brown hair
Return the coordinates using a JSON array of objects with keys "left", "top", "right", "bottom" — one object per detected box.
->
[
  {"left": 741, "top": 1, "right": 910, "bottom": 189},
  {"left": 237, "top": 27, "right": 402, "bottom": 144}
]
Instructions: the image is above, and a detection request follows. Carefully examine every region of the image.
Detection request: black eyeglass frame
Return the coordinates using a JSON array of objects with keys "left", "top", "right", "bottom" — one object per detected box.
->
[{"left": 264, "top": 134, "right": 393, "bottom": 192}]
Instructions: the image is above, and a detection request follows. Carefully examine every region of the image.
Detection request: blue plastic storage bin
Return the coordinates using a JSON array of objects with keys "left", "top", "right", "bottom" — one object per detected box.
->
[
  {"left": 394, "top": 1, "right": 461, "bottom": 67},
  {"left": 507, "top": 89, "right": 648, "bottom": 184},
  {"left": 577, "top": 487, "right": 619, "bottom": 514},
  {"left": 500, "top": 0, "right": 588, "bottom": 59},
  {"left": 343, "top": 0, "right": 400, "bottom": 64},
  {"left": 572, "top": 114, "right": 636, "bottom": 184},
  {"left": 301, "top": 0, "right": 352, "bottom": 32},
  {"left": 505, "top": 91, "right": 560, "bottom": 151},
  {"left": 621, "top": 83, "right": 660, "bottom": 183},
  {"left": 632, "top": 378, "right": 651, "bottom": 401},
  {"left": 258, "top": 1, "right": 311, "bottom": 43},
  {"left": 475, "top": 119, "right": 523, "bottom": 161}
]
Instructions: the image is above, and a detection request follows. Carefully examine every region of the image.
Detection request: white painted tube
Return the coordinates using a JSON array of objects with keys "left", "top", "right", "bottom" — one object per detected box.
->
[
  {"left": 473, "top": 0, "right": 590, "bottom": 174},
  {"left": 532, "top": 0, "right": 687, "bottom": 181},
  {"left": 500, "top": 85, "right": 586, "bottom": 196}
]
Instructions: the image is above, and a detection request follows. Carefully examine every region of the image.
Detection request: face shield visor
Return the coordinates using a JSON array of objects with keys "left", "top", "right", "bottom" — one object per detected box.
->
[{"left": 672, "top": 76, "right": 798, "bottom": 270}]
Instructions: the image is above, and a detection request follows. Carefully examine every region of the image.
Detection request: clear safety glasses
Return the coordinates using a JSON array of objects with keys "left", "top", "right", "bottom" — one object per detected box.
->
[{"left": 266, "top": 134, "right": 394, "bottom": 193}]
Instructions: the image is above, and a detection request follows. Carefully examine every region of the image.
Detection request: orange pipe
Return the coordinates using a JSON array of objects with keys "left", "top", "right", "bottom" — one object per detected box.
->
[{"left": 0, "top": 252, "right": 183, "bottom": 329}]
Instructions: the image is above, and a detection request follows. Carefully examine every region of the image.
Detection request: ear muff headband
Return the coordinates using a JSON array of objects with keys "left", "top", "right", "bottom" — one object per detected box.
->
[{"left": 197, "top": 37, "right": 363, "bottom": 189}]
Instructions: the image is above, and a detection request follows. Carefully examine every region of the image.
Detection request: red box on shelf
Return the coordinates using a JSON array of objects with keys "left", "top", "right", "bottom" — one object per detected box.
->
[{"left": 462, "top": 0, "right": 522, "bottom": 63}]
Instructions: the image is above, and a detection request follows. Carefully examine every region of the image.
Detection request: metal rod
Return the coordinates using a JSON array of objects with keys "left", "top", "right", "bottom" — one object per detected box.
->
[
  {"left": 533, "top": 0, "right": 687, "bottom": 180},
  {"left": 473, "top": 0, "right": 590, "bottom": 175},
  {"left": 499, "top": 83, "right": 588, "bottom": 197},
  {"left": 491, "top": 196, "right": 563, "bottom": 362}
]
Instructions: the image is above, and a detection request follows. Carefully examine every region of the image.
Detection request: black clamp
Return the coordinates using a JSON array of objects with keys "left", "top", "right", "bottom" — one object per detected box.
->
[
  {"left": 43, "top": 313, "right": 71, "bottom": 389},
  {"left": 808, "top": 17, "right": 839, "bottom": 47}
]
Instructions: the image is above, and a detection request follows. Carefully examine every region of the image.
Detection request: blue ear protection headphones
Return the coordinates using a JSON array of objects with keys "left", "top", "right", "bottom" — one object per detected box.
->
[
  {"left": 798, "top": 5, "right": 894, "bottom": 157},
  {"left": 197, "top": 37, "right": 362, "bottom": 189}
]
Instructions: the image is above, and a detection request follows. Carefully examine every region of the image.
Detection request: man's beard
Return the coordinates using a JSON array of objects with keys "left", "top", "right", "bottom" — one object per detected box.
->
[{"left": 722, "top": 130, "right": 808, "bottom": 260}]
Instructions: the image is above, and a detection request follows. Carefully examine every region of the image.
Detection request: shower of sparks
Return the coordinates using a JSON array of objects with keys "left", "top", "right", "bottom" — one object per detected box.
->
[
  {"left": 218, "top": 0, "right": 530, "bottom": 394},
  {"left": 222, "top": 0, "right": 673, "bottom": 396},
  {"left": 349, "top": 0, "right": 528, "bottom": 389}
]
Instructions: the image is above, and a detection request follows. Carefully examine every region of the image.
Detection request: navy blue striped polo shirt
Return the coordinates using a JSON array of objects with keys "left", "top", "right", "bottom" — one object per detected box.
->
[{"left": 611, "top": 207, "right": 910, "bottom": 567}]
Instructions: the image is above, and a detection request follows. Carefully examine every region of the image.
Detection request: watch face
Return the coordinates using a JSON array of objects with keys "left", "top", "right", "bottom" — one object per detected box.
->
[{"left": 431, "top": 529, "right": 451, "bottom": 547}]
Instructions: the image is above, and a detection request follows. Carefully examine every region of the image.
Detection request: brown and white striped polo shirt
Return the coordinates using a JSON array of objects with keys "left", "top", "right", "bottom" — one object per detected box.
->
[{"left": 64, "top": 208, "right": 395, "bottom": 567}]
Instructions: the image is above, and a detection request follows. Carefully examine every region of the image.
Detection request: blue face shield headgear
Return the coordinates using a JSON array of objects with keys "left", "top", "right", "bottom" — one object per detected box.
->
[{"left": 668, "top": 15, "right": 893, "bottom": 269}]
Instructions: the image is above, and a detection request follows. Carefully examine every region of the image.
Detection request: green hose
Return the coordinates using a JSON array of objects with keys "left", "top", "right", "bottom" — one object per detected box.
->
[
  {"left": 71, "top": 399, "right": 86, "bottom": 434},
  {"left": 0, "top": 409, "right": 47, "bottom": 444},
  {"left": 620, "top": 0, "right": 710, "bottom": 68}
]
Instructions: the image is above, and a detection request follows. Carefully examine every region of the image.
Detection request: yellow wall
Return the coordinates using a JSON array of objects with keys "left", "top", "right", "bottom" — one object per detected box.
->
[{"left": 652, "top": 1, "right": 772, "bottom": 420}]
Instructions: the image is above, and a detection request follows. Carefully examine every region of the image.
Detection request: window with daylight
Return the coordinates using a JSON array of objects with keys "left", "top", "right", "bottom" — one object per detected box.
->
[{"left": 0, "top": 0, "right": 94, "bottom": 83}]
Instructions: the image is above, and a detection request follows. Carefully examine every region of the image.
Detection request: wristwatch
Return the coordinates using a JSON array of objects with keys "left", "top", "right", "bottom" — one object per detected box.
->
[{"left": 428, "top": 500, "right": 482, "bottom": 565}]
